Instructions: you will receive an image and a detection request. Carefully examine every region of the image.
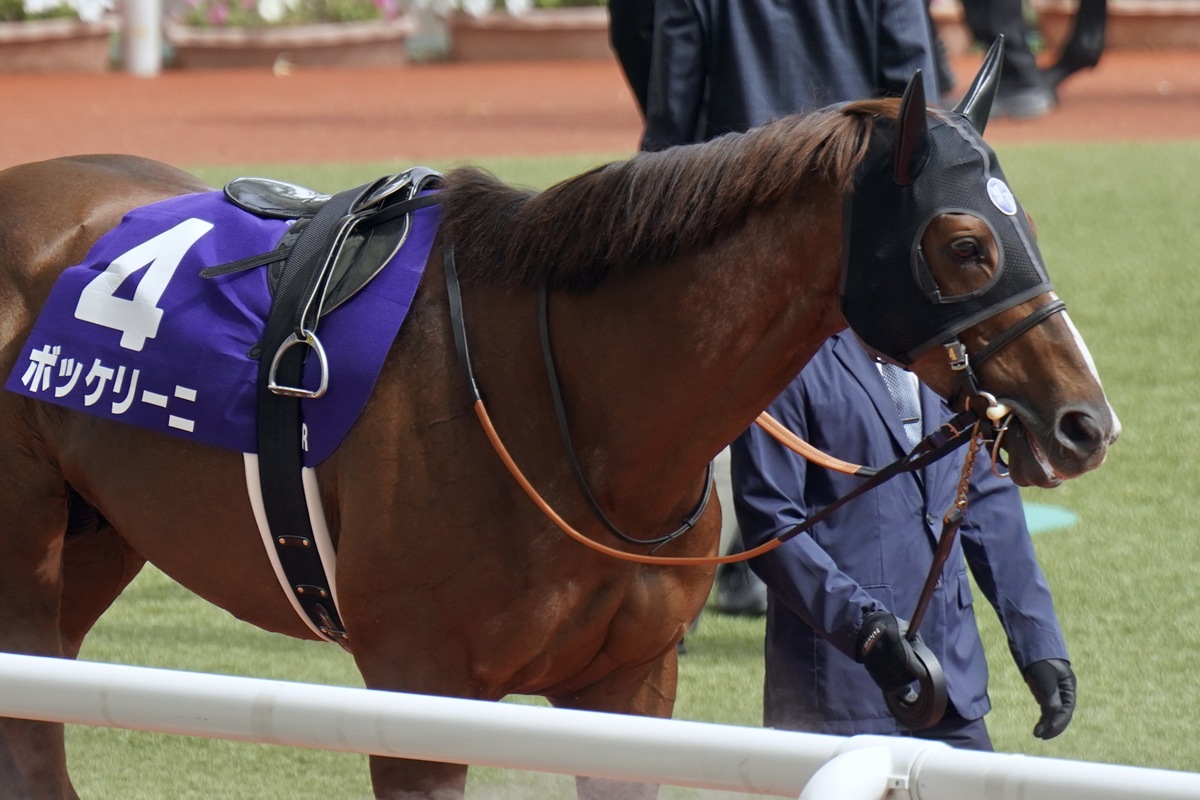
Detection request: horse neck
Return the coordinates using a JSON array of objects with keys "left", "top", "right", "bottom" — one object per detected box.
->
[{"left": 548, "top": 192, "right": 846, "bottom": 532}]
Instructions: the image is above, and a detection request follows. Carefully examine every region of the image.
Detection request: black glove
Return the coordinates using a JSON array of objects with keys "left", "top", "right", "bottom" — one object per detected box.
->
[
  {"left": 856, "top": 611, "right": 923, "bottom": 694},
  {"left": 1023, "top": 658, "right": 1076, "bottom": 739}
]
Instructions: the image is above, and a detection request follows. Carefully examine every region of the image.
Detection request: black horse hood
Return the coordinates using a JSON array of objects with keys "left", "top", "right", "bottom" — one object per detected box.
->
[{"left": 841, "top": 110, "right": 1053, "bottom": 365}]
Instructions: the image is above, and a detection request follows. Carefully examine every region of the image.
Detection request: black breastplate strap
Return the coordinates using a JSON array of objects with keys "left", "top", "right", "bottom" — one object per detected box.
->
[
  {"left": 255, "top": 174, "right": 443, "bottom": 651},
  {"left": 538, "top": 285, "right": 714, "bottom": 550}
]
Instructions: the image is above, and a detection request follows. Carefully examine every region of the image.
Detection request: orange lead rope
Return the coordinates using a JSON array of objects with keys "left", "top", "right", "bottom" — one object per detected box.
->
[
  {"left": 472, "top": 398, "right": 769, "bottom": 566},
  {"left": 754, "top": 411, "right": 878, "bottom": 477}
]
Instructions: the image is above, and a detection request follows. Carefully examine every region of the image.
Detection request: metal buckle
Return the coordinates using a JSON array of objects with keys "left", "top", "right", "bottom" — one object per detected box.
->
[{"left": 944, "top": 340, "right": 969, "bottom": 371}]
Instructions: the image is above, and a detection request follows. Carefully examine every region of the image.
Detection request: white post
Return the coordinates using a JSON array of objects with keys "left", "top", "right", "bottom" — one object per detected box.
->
[
  {"left": 797, "top": 745, "right": 892, "bottom": 800},
  {"left": 122, "top": 0, "right": 162, "bottom": 77}
]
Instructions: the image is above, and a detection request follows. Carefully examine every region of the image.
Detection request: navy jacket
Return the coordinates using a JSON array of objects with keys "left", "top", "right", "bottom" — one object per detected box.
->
[
  {"left": 730, "top": 332, "right": 1068, "bottom": 735},
  {"left": 642, "top": 0, "right": 938, "bottom": 150}
]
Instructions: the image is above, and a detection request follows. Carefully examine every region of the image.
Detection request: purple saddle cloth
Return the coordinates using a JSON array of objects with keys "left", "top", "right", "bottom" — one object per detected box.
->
[{"left": 4, "top": 189, "right": 439, "bottom": 466}]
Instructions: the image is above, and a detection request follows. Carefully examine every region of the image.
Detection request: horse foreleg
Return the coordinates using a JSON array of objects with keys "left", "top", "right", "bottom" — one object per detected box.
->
[
  {"left": 350, "top": 643, "right": 478, "bottom": 799},
  {"left": 59, "top": 525, "right": 145, "bottom": 658},
  {"left": 551, "top": 650, "right": 679, "bottom": 800},
  {"left": 0, "top": 721, "right": 72, "bottom": 800},
  {"left": 574, "top": 774, "right": 658, "bottom": 800},
  {"left": 368, "top": 756, "right": 469, "bottom": 800},
  {"left": 0, "top": 464, "right": 75, "bottom": 798}
]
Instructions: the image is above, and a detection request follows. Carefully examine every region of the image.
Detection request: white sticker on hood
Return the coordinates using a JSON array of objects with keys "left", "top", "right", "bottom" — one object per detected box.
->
[{"left": 987, "top": 177, "right": 1018, "bottom": 216}]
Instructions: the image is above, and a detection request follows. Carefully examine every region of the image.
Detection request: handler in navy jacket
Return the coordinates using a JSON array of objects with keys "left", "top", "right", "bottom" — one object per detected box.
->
[
  {"left": 730, "top": 331, "right": 1076, "bottom": 748},
  {"left": 640, "top": 0, "right": 937, "bottom": 151}
]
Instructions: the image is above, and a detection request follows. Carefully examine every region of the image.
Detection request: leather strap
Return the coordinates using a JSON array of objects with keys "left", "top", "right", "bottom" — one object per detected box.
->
[
  {"left": 972, "top": 298, "right": 1067, "bottom": 368},
  {"left": 538, "top": 285, "right": 714, "bottom": 549},
  {"left": 256, "top": 181, "right": 445, "bottom": 649},
  {"left": 256, "top": 183, "right": 363, "bottom": 649},
  {"left": 772, "top": 410, "right": 979, "bottom": 547}
]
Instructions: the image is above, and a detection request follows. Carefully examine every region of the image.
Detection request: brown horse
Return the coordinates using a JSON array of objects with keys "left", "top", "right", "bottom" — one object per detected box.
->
[{"left": 0, "top": 63, "right": 1116, "bottom": 798}]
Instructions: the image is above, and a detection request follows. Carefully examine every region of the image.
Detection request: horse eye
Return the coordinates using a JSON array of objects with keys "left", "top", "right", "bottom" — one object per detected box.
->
[{"left": 951, "top": 239, "right": 981, "bottom": 262}]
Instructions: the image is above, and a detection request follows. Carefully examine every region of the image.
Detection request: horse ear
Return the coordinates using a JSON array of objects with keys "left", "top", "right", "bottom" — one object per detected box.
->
[
  {"left": 953, "top": 36, "right": 1005, "bottom": 135},
  {"left": 892, "top": 70, "right": 930, "bottom": 186}
]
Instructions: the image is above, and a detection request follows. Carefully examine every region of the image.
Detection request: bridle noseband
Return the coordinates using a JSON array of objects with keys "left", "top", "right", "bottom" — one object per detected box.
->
[
  {"left": 943, "top": 294, "right": 1067, "bottom": 474},
  {"left": 965, "top": 296, "right": 1066, "bottom": 371}
]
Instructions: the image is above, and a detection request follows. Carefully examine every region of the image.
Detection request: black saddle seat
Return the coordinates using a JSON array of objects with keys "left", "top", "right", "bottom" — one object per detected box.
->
[
  {"left": 224, "top": 176, "right": 331, "bottom": 220},
  {"left": 220, "top": 168, "right": 443, "bottom": 316}
]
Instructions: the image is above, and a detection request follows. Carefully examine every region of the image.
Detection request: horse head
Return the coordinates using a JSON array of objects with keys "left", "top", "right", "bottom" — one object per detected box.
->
[{"left": 841, "top": 39, "right": 1119, "bottom": 487}]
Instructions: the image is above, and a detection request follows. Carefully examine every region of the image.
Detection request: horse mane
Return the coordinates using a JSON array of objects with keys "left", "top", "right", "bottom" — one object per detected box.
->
[{"left": 438, "top": 97, "right": 900, "bottom": 291}]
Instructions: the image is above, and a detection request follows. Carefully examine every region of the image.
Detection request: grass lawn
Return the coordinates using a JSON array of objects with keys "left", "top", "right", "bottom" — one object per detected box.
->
[{"left": 62, "top": 140, "right": 1200, "bottom": 797}]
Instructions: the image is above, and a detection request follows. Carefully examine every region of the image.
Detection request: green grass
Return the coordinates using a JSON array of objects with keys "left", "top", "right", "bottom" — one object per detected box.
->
[
  {"left": 971, "top": 141, "right": 1200, "bottom": 772},
  {"left": 62, "top": 141, "right": 1200, "bottom": 795}
]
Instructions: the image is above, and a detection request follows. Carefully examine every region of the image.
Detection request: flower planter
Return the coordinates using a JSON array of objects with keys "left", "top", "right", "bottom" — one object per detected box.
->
[
  {"left": 447, "top": 7, "right": 612, "bottom": 61},
  {"left": 165, "top": 18, "right": 414, "bottom": 69},
  {"left": 0, "top": 17, "right": 116, "bottom": 73}
]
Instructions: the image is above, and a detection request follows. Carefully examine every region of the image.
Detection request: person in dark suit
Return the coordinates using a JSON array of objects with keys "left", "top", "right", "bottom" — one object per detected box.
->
[
  {"left": 628, "top": 0, "right": 939, "bottom": 615},
  {"left": 640, "top": 0, "right": 939, "bottom": 151},
  {"left": 931, "top": 0, "right": 1107, "bottom": 117},
  {"left": 608, "top": 0, "right": 657, "bottom": 117},
  {"left": 1040, "top": 0, "right": 1108, "bottom": 95},
  {"left": 730, "top": 331, "right": 1076, "bottom": 747},
  {"left": 956, "top": 0, "right": 1056, "bottom": 118}
]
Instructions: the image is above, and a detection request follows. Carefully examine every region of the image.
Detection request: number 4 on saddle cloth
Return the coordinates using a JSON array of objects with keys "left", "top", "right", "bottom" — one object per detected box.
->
[
  {"left": 5, "top": 168, "right": 444, "bottom": 650},
  {"left": 5, "top": 168, "right": 443, "bottom": 467}
]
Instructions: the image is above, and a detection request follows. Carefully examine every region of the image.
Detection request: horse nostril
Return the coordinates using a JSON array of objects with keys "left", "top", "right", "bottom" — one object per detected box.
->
[{"left": 1057, "top": 410, "right": 1105, "bottom": 453}]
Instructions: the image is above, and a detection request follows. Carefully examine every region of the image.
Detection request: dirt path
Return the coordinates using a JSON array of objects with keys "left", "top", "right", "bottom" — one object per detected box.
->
[{"left": 2, "top": 49, "right": 1198, "bottom": 170}]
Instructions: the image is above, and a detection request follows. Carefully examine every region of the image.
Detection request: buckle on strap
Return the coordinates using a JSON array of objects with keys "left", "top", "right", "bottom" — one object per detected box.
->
[{"left": 945, "top": 339, "right": 969, "bottom": 371}]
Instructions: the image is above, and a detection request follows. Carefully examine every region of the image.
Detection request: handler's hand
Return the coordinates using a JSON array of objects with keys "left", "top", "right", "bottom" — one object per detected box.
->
[
  {"left": 856, "top": 611, "right": 922, "bottom": 694},
  {"left": 1022, "top": 658, "right": 1076, "bottom": 739}
]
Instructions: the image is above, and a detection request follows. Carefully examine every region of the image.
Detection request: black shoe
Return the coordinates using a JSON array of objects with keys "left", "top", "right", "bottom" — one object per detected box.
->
[
  {"left": 714, "top": 562, "right": 768, "bottom": 616},
  {"left": 1042, "top": 0, "right": 1107, "bottom": 93},
  {"left": 991, "top": 87, "right": 1056, "bottom": 119}
]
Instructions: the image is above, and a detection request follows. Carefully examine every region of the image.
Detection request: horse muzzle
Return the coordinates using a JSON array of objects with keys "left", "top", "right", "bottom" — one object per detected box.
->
[{"left": 999, "top": 402, "right": 1119, "bottom": 487}]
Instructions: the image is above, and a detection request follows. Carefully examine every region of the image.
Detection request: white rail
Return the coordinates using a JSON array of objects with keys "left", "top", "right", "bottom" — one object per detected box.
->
[{"left": 0, "top": 654, "right": 1196, "bottom": 799}]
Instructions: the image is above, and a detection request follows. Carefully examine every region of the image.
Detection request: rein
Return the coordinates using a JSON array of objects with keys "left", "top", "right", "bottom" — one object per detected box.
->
[
  {"left": 443, "top": 243, "right": 982, "bottom": 567},
  {"left": 538, "top": 286, "right": 715, "bottom": 549},
  {"left": 755, "top": 411, "right": 878, "bottom": 477},
  {"left": 752, "top": 297, "right": 1066, "bottom": 479},
  {"left": 884, "top": 425, "right": 983, "bottom": 728}
]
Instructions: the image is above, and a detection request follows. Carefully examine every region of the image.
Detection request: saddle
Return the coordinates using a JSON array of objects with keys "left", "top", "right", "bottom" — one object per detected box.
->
[
  {"left": 218, "top": 166, "right": 443, "bottom": 319},
  {"left": 206, "top": 167, "right": 445, "bottom": 651}
]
